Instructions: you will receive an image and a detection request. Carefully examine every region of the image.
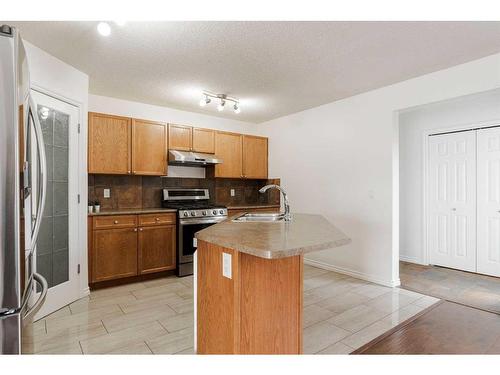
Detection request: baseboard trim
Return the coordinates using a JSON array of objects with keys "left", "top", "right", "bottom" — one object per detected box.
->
[
  {"left": 304, "top": 259, "right": 401, "bottom": 287},
  {"left": 399, "top": 255, "right": 427, "bottom": 265},
  {"left": 81, "top": 286, "right": 90, "bottom": 297}
]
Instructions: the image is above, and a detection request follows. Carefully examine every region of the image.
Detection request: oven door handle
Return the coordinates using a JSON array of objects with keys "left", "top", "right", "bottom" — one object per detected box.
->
[{"left": 179, "top": 217, "right": 227, "bottom": 225}]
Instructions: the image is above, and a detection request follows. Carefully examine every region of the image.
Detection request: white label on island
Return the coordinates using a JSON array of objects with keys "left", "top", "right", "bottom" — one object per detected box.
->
[{"left": 222, "top": 252, "right": 232, "bottom": 279}]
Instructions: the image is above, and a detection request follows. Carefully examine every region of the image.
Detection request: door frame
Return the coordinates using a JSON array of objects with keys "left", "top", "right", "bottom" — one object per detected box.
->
[
  {"left": 30, "top": 84, "right": 89, "bottom": 308},
  {"left": 422, "top": 119, "right": 500, "bottom": 266}
]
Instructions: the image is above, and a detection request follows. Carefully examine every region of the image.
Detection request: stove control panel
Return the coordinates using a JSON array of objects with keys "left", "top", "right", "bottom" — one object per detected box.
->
[{"left": 179, "top": 208, "right": 228, "bottom": 219}]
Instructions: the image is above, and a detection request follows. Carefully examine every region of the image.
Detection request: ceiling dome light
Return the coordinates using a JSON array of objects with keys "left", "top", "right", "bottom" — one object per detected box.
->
[
  {"left": 217, "top": 99, "right": 226, "bottom": 112},
  {"left": 97, "top": 22, "right": 111, "bottom": 37},
  {"left": 199, "top": 96, "right": 211, "bottom": 107},
  {"left": 233, "top": 103, "right": 241, "bottom": 114}
]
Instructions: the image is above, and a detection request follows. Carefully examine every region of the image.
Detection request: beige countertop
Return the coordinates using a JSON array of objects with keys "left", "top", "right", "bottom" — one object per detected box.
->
[
  {"left": 195, "top": 213, "right": 351, "bottom": 259},
  {"left": 88, "top": 208, "right": 177, "bottom": 216}
]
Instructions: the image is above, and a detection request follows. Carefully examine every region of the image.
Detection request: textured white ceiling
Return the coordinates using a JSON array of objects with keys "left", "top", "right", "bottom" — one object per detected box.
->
[{"left": 7, "top": 21, "right": 500, "bottom": 123}]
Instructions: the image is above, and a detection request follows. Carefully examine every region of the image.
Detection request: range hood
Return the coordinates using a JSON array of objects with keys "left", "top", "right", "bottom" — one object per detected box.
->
[{"left": 168, "top": 150, "right": 223, "bottom": 166}]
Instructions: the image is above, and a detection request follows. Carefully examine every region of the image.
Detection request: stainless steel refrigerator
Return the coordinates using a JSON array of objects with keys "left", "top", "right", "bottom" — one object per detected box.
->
[{"left": 0, "top": 24, "right": 48, "bottom": 354}]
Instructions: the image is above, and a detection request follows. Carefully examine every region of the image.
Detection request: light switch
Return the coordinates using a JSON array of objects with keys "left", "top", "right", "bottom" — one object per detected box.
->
[
  {"left": 222, "top": 252, "right": 232, "bottom": 279},
  {"left": 193, "top": 238, "right": 198, "bottom": 248},
  {"left": 103, "top": 189, "right": 111, "bottom": 198},
  {"left": 230, "top": 189, "right": 235, "bottom": 197}
]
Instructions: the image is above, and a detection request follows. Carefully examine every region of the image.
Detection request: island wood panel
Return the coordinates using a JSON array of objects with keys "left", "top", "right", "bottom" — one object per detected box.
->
[
  {"left": 239, "top": 253, "right": 303, "bottom": 354},
  {"left": 88, "top": 112, "right": 131, "bottom": 174},
  {"left": 138, "top": 225, "right": 176, "bottom": 274},
  {"left": 197, "top": 241, "right": 240, "bottom": 354},
  {"left": 214, "top": 131, "right": 243, "bottom": 178},
  {"left": 92, "top": 227, "right": 138, "bottom": 282},
  {"left": 132, "top": 119, "right": 167, "bottom": 175},
  {"left": 196, "top": 240, "right": 303, "bottom": 354},
  {"left": 242, "top": 135, "right": 268, "bottom": 179},
  {"left": 168, "top": 124, "right": 192, "bottom": 151},
  {"left": 192, "top": 127, "right": 215, "bottom": 153}
]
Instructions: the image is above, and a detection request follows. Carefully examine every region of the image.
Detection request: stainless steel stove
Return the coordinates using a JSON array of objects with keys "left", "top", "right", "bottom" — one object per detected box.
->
[{"left": 162, "top": 188, "right": 227, "bottom": 276}]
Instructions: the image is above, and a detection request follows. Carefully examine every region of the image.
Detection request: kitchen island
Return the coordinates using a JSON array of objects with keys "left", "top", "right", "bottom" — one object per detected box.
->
[{"left": 194, "top": 213, "right": 351, "bottom": 354}]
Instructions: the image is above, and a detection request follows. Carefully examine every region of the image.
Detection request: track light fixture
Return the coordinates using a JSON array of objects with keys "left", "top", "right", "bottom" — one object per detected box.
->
[{"left": 199, "top": 91, "right": 241, "bottom": 114}]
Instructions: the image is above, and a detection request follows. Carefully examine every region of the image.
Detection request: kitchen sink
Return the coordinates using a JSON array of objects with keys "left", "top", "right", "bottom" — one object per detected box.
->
[{"left": 232, "top": 212, "right": 285, "bottom": 222}]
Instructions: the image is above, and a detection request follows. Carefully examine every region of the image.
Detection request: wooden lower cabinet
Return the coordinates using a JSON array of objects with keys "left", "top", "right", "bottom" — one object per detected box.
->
[
  {"left": 92, "top": 227, "right": 138, "bottom": 282},
  {"left": 90, "top": 213, "right": 177, "bottom": 284},
  {"left": 138, "top": 225, "right": 176, "bottom": 274}
]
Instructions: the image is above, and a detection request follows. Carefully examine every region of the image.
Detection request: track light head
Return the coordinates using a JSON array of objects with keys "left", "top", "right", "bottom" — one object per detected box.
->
[
  {"left": 217, "top": 99, "right": 226, "bottom": 112},
  {"left": 199, "top": 96, "right": 211, "bottom": 107}
]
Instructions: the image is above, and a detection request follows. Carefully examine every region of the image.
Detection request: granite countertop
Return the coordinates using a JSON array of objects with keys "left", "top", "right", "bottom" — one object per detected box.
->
[
  {"left": 195, "top": 213, "right": 351, "bottom": 259},
  {"left": 226, "top": 204, "right": 281, "bottom": 210},
  {"left": 88, "top": 208, "right": 177, "bottom": 216}
]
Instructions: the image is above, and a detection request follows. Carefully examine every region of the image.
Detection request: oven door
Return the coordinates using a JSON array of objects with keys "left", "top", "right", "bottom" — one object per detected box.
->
[{"left": 178, "top": 217, "right": 226, "bottom": 264}]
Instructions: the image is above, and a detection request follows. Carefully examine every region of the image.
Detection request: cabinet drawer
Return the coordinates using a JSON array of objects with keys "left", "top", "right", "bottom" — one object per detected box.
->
[
  {"left": 138, "top": 213, "right": 176, "bottom": 226},
  {"left": 93, "top": 215, "right": 137, "bottom": 230}
]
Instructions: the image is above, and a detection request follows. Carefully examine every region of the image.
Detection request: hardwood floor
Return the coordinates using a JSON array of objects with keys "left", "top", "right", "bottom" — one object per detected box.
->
[
  {"left": 357, "top": 301, "right": 500, "bottom": 354},
  {"left": 400, "top": 261, "right": 500, "bottom": 314}
]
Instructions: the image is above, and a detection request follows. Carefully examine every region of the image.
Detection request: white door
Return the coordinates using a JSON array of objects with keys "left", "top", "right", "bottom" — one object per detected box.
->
[
  {"left": 428, "top": 131, "right": 477, "bottom": 272},
  {"left": 477, "top": 127, "right": 500, "bottom": 277},
  {"left": 30, "top": 90, "right": 80, "bottom": 319}
]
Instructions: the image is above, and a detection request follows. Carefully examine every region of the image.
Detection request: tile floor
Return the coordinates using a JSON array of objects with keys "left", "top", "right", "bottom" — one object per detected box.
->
[
  {"left": 25, "top": 264, "right": 439, "bottom": 354},
  {"left": 400, "top": 261, "right": 500, "bottom": 313}
]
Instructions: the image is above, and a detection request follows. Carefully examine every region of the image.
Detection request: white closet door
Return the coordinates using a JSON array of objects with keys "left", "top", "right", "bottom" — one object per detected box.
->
[
  {"left": 428, "top": 131, "right": 476, "bottom": 272},
  {"left": 477, "top": 127, "right": 500, "bottom": 277}
]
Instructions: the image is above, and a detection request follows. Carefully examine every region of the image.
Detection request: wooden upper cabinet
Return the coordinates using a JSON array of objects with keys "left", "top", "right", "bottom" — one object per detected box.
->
[
  {"left": 132, "top": 119, "right": 167, "bottom": 175},
  {"left": 242, "top": 135, "right": 268, "bottom": 179},
  {"left": 88, "top": 112, "right": 131, "bottom": 174},
  {"left": 192, "top": 127, "right": 215, "bottom": 154},
  {"left": 168, "top": 124, "right": 192, "bottom": 151},
  {"left": 214, "top": 131, "right": 243, "bottom": 178}
]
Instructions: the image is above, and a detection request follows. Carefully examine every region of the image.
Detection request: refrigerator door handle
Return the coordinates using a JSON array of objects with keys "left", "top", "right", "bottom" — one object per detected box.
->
[
  {"left": 23, "top": 273, "right": 48, "bottom": 321},
  {"left": 27, "top": 96, "right": 47, "bottom": 248},
  {"left": 0, "top": 277, "right": 34, "bottom": 318}
]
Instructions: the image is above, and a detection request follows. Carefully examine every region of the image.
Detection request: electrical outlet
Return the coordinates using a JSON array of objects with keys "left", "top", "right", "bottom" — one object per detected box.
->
[
  {"left": 103, "top": 189, "right": 111, "bottom": 198},
  {"left": 222, "top": 252, "right": 232, "bottom": 279},
  {"left": 230, "top": 189, "right": 235, "bottom": 197}
]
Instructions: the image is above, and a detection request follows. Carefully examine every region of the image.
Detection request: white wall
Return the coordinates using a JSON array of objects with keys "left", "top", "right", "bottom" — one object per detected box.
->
[
  {"left": 260, "top": 53, "right": 500, "bottom": 287},
  {"left": 24, "top": 41, "right": 90, "bottom": 296},
  {"left": 399, "top": 88, "right": 500, "bottom": 264}
]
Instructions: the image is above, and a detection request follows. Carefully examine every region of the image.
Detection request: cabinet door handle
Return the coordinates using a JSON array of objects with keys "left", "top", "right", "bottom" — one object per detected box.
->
[
  {"left": 139, "top": 228, "right": 143, "bottom": 231},
  {"left": 155, "top": 217, "right": 160, "bottom": 221},
  {"left": 133, "top": 228, "right": 138, "bottom": 232},
  {"left": 114, "top": 220, "right": 119, "bottom": 224}
]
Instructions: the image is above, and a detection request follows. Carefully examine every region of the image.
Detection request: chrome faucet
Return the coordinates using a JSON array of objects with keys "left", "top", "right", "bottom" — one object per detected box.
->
[{"left": 259, "top": 184, "right": 291, "bottom": 221}]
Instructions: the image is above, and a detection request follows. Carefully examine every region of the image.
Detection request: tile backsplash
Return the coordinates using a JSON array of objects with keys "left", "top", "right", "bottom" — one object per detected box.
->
[{"left": 88, "top": 175, "right": 280, "bottom": 210}]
